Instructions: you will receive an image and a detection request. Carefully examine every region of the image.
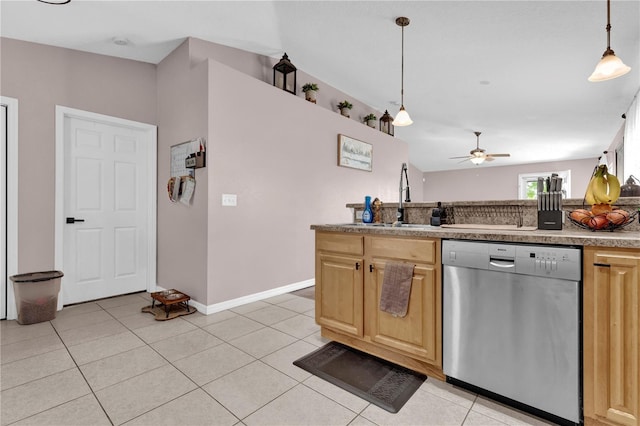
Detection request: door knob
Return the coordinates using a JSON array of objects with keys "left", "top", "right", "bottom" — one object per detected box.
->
[{"left": 66, "top": 217, "right": 85, "bottom": 224}]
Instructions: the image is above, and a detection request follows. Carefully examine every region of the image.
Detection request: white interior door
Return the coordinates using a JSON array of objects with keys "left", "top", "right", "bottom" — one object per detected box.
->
[
  {"left": 1, "top": 104, "right": 7, "bottom": 319},
  {"left": 1, "top": 96, "right": 18, "bottom": 320},
  {"left": 58, "top": 108, "right": 156, "bottom": 305}
]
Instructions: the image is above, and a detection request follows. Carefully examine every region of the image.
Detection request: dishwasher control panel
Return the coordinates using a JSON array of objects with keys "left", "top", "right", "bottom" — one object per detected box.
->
[
  {"left": 515, "top": 245, "right": 581, "bottom": 281},
  {"left": 442, "top": 240, "right": 581, "bottom": 281}
]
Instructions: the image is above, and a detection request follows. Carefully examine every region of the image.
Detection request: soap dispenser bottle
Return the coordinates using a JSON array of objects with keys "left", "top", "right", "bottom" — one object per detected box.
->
[{"left": 362, "top": 196, "right": 373, "bottom": 223}]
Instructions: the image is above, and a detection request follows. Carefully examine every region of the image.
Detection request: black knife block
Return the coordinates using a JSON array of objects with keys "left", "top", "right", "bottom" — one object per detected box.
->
[{"left": 538, "top": 211, "right": 563, "bottom": 230}]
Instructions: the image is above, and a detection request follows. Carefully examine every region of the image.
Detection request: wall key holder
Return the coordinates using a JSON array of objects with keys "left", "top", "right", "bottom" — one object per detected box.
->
[{"left": 185, "top": 151, "right": 206, "bottom": 169}]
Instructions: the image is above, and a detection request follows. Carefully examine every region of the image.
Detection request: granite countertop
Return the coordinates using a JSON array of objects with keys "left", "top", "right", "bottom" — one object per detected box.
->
[{"left": 310, "top": 223, "right": 640, "bottom": 249}]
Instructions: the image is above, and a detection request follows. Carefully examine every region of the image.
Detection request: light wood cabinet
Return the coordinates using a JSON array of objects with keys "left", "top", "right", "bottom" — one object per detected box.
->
[
  {"left": 315, "top": 234, "right": 364, "bottom": 337},
  {"left": 584, "top": 246, "right": 640, "bottom": 426},
  {"left": 315, "top": 231, "right": 443, "bottom": 380}
]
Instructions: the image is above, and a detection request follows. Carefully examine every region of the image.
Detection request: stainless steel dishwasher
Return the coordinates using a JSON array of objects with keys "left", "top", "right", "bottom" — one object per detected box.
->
[{"left": 442, "top": 239, "right": 581, "bottom": 425}]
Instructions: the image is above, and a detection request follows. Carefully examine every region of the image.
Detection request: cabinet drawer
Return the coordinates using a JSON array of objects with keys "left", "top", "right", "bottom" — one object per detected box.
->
[
  {"left": 317, "top": 232, "right": 364, "bottom": 255},
  {"left": 367, "top": 236, "right": 436, "bottom": 264}
]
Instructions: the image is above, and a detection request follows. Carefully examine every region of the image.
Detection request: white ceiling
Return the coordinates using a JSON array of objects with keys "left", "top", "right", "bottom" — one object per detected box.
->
[{"left": 2, "top": 0, "right": 639, "bottom": 172}]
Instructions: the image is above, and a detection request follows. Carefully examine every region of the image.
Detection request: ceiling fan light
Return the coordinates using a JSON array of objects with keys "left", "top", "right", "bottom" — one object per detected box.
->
[
  {"left": 392, "top": 106, "right": 413, "bottom": 126},
  {"left": 470, "top": 156, "right": 485, "bottom": 165},
  {"left": 588, "top": 51, "right": 631, "bottom": 81}
]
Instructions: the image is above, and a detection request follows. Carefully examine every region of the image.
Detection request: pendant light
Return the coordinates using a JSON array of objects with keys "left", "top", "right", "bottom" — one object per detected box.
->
[
  {"left": 393, "top": 17, "right": 413, "bottom": 127},
  {"left": 588, "top": 0, "right": 631, "bottom": 82}
]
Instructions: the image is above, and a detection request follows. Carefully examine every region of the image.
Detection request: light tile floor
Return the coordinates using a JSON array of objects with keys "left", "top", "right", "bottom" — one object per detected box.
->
[{"left": 1, "top": 291, "right": 556, "bottom": 426}]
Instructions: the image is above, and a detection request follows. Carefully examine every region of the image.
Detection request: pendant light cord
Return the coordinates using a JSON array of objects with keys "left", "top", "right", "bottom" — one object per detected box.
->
[
  {"left": 606, "top": 0, "right": 611, "bottom": 51},
  {"left": 400, "top": 23, "right": 405, "bottom": 106}
]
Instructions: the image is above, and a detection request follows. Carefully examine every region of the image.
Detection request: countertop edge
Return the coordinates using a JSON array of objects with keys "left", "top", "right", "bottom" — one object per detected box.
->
[{"left": 310, "top": 224, "right": 640, "bottom": 249}]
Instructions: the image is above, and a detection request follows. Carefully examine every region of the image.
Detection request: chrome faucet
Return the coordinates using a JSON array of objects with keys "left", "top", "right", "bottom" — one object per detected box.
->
[{"left": 397, "top": 162, "right": 411, "bottom": 222}]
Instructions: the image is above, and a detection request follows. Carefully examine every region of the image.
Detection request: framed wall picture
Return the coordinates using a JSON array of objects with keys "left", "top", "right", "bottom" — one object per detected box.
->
[{"left": 338, "top": 134, "right": 372, "bottom": 172}]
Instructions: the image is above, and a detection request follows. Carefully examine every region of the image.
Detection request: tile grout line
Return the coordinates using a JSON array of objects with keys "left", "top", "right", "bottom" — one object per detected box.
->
[
  {"left": 49, "top": 314, "right": 116, "bottom": 426},
  {"left": 104, "top": 301, "right": 244, "bottom": 425}
]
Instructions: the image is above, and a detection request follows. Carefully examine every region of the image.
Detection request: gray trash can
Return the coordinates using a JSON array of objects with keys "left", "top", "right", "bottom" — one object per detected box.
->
[{"left": 10, "top": 271, "right": 64, "bottom": 325}]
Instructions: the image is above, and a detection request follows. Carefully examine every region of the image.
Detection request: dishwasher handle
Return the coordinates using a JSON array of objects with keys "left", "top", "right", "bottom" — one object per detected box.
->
[{"left": 489, "top": 258, "right": 515, "bottom": 269}]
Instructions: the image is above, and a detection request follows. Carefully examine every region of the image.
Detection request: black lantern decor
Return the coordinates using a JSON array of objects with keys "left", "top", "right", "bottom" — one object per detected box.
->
[
  {"left": 379, "top": 110, "right": 394, "bottom": 136},
  {"left": 273, "top": 53, "right": 297, "bottom": 95}
]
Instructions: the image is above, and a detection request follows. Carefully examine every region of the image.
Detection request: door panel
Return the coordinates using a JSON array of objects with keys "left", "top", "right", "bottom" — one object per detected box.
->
[
  {"left": 368, "top": 260, "right": 439, "bottom": 363},
  {"left": 115, "top": 162, "right": 137, "bottom": 210},
  {"left": 316, "top": 253, "right": 364, "bottom": 337},
  {"left": 75, "top": 229, "right": 102, "bottom": 282},
  {"left": 114, "top": 227, "right": 137, "bottom": 277},
  {"left": 584, "top": 248, "right": 640, "bottom": 426}
]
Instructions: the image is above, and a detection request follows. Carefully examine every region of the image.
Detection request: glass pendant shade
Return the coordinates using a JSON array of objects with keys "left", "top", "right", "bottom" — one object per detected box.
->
[
  {"left": 588, "top": 0, "right": 631, "bottom": 82},
  {"left": 588, "top": 50, "right": 631, "bottom": 82},
  {"left": 470, "top": 156, "right": 485, "bottom": 165},
  {"left": 394, "top": 17, "right": 413, "bottom": 127},
  {"left": 392, "top": 106, "right": 413, "bottom": 126}
]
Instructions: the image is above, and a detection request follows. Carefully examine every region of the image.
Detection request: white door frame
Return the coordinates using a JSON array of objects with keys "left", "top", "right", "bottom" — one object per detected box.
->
[
  {"left": 55, "top": 106, "right": 157, "bottom": 306},
  {"left": 1, "top": 96, "right": 19, "bottom": 320}
]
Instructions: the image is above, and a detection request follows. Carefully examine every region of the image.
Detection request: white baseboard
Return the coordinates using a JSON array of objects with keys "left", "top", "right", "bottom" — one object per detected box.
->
[{"left": 156, "top": 279, "right": 315, "bottom": 316}]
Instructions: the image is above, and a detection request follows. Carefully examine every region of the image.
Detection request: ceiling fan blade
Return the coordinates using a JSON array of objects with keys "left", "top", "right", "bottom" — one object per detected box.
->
[
  {"left": 457, "top": 158, "right": 471, "bottom": 164},
  {"left": 449, "top": 155, "right": 472, "bottom": 159},
  {"left": 486, "top": 153, "right": 510, "bottom": 158},
  {"left": 484, "top": 156, "right": 495, "bottom": 162}
]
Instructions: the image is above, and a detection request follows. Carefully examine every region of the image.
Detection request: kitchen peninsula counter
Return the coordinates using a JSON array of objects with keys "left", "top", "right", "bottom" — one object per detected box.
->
[
  {"left": 312, "top": 214, "right": 640, "bottom": 426},
  {"left": 310, "top": 223, "right": 640, "bottom": 249}
]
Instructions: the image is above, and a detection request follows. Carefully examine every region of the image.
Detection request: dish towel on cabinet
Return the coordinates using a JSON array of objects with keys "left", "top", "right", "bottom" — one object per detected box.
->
[{"left": 379, "top": 262, "right": 415, "bottom": 317}]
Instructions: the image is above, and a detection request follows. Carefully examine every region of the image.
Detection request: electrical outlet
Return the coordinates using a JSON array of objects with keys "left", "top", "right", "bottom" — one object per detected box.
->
[{"left": 222, "top": 194, "right": 237, "bottom": 206}]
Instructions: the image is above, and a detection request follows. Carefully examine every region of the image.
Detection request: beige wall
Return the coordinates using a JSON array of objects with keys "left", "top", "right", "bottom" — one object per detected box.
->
[
  {"left": 0, "top": 38, "right": 157, "bottom": 273},
  {"left": 2, "top": 35, "right": 412, "bottom": 309},
  {"left": 156, "top": 40, "right": 210, "bottom": 304},
  {"left": 157, "top": 38, "right": 412, "bottom": 306},
  {"left": 188, "top": 38, "right": 388, "bottom": 137},
  {"left": 205, "top": 58, "right": 408, "bottom": 304},
  {"left": 422, "top": 158, "right": 596, "bottom": 202}
]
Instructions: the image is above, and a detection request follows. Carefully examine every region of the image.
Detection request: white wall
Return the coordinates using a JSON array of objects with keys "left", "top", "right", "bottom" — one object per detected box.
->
[{"left": 423, "top": 158, "right": 596, "bottom": 202}]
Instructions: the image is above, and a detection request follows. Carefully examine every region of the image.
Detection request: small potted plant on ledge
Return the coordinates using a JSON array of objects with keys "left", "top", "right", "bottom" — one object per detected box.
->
[
  {"left": 363, "top": 113, "right": 377, "bottom": 128},
  {"left": 302, "top": 83, "right": 319, "bottom": 103},
  {"left": 337, "top": 100, "right": 353, "bottom": 117}
]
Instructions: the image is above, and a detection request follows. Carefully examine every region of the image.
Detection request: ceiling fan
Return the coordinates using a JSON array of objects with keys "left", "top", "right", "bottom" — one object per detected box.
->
[{"left": 449, "top": 131, "right": 511, "bottom": 165}]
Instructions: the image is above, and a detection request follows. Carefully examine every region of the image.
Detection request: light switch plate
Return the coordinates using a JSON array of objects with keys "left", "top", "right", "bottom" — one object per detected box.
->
[{"left": 222, "top": 194, "right": 237, "bottom": 206}]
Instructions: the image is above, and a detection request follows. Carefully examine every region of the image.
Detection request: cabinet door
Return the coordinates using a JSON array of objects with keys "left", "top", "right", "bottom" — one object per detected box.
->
[
  {"left": 316, "top": 253, "right": 364, "bottom": 337},
  {"left": 584, "top": 247, "right": 639, "bottom": 426},
  {"left": 365, "top": 258, "right": 441, "bottom": 366}
]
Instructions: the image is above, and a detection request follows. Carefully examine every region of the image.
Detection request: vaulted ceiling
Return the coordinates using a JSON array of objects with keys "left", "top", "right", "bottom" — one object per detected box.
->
[{"left": 2, "top": 0, "right": 639, "bottom": 171}]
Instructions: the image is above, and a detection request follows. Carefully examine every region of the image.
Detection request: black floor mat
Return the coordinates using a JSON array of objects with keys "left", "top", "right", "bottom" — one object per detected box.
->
[{"left": 293, "top": 341, "right": 426, "bottom": 413}]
